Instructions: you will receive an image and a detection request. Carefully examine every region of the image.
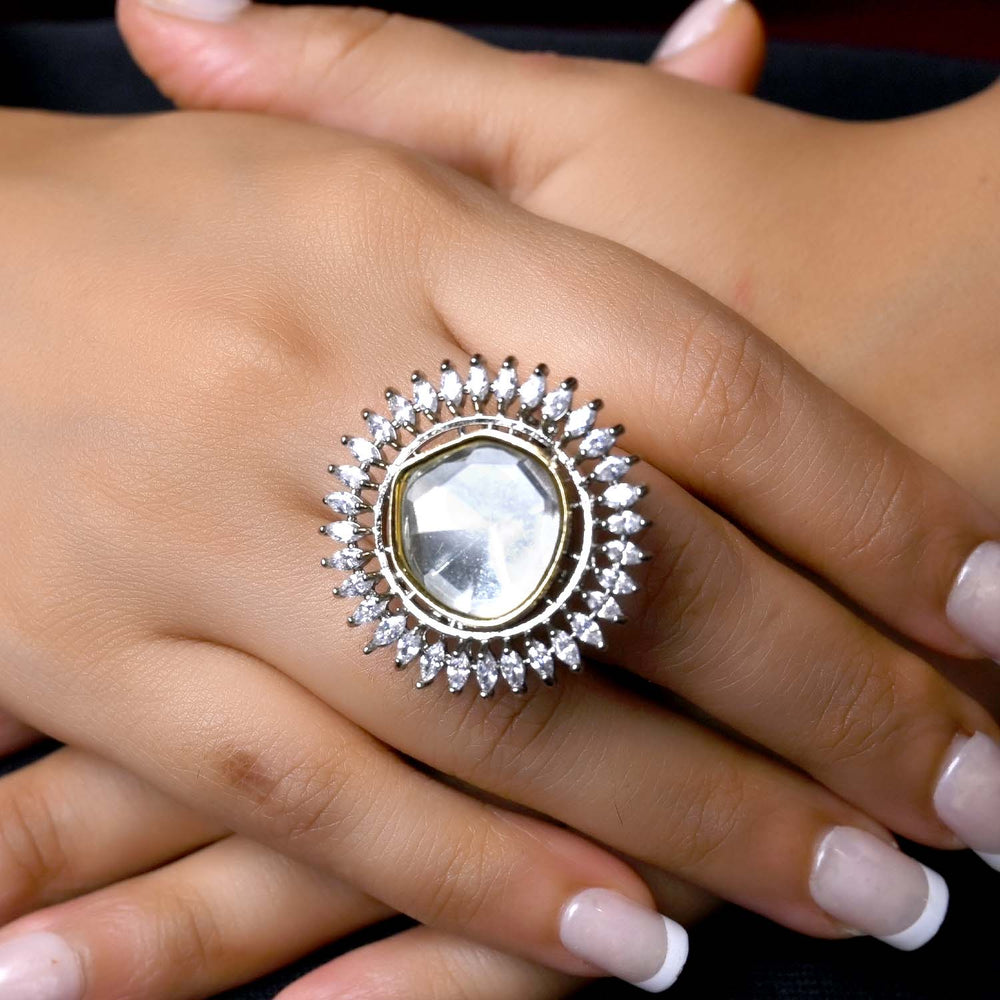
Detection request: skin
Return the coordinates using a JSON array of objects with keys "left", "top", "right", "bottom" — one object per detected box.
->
[{"left": 0, "top": 3, "right": 998, "bottom": 997}]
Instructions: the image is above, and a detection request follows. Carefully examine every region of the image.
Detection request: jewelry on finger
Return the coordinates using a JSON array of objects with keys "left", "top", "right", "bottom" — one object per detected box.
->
[{"left": 319, "top": 356, "right": 649, "bottom": 696}]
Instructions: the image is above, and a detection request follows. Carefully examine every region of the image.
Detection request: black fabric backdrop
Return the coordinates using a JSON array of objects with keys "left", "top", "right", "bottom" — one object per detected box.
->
[{"left": 1, "top": 18, "right": 997, "bottom": 1000}]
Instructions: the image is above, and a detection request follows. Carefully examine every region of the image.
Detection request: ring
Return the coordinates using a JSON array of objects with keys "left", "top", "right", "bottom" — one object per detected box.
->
[{"left": 319, "top": 356, "right": 648, "bottom": 696}]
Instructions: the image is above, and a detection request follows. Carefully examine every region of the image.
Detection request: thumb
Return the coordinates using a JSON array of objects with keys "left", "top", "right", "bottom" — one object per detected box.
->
[
  {"left": 116, "top": 1, "right": 600, "bottom": 193},
  {"left": 650, "top": 0, "right": 766, "bottom": 93}
]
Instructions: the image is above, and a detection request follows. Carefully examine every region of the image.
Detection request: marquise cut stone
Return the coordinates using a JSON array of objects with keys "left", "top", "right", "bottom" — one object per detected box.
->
[{"left": 395, "top": 437, "right": 565, "bottom": 621}]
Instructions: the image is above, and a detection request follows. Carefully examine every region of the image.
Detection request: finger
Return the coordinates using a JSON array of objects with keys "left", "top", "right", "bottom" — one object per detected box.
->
[
  {"left": 0, "top": 706, "right": 42, "bottom": 756},
  {"left": 420, "top": 208, "right": 1000, "bottom": 665},
  {"left": 275, "top": 925, "right": 579, "bottom": 1000},
  {"left": 116, "top": 0, "right": 1000, "bottom": 661},
  {"left": 650, "top": 0, "right": 766, "bottom": 93},
  {"left": 115, "top": 1, "right": 722, "bottom": 194},
  {"left": 3, "top": 638, "right": 688, "bottom": 991},
  {"left": 0, "top": 836, "right": 392, "bottom": 1000},
  {"left": 0, "top": 746, "right": 223, "bottom": 921},
  {"left": 208, "top": 530, "right": 948, "bottom": 948}
]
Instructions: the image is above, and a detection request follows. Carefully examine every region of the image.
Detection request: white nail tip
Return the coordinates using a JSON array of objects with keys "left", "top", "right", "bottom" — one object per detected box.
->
[
  {"left": 139, "top": 0, "right": 250, "bottom": 22},
  {"left": 559, "top": 888, "right": 686, "bottom": 991},
  {"left": 975, "top": 850, "right": 1000, "bottom": 872},
  {"left": 879, "top": 864, "right": 949, "bottom": 951},
  {"left": 633, "top": 917, "right": 689, "bottom": 992}
]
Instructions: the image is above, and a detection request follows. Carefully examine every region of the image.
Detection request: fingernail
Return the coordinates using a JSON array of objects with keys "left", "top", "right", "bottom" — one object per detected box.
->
[
  {"left": 559, "top": 888, "right": 688, "bottom": 992},
  {"left": 138, "top": 0, "right": 249, "bottom": 22},
  {"left": 0, "top": 932, "right": 84, "bottom": 1000},
  {"left": 946, "top": 541, "right": 1000, "bottom": 662},
  {"left": 809, "top": 827, "right": 948, "bottom": 951},
  {"left": 653, "top": 0, "right": 739, "bottom": 60},
  {"left": 934, "top": 731, "right": 1000, "bottom": 870}
]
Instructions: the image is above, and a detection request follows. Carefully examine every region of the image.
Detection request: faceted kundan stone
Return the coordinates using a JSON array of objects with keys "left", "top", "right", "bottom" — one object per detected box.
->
[{"left": 395, "top": 437, "right": 565, "bottom": 621}]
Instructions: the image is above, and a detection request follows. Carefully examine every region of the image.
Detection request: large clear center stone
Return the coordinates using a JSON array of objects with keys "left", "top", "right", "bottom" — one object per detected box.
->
[{"left": 395, "top": 437, "right": 565, "bottom": 621}]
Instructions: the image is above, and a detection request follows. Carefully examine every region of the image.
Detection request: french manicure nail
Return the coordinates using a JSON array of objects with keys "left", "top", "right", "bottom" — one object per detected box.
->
[
  {"left": 559, "top": 888, "right": 688, "bottom": 992},
  {"left": 934, "top": 731, "right": 1000, "bottom": 870},
  {"left": 0, "top": 932, "right": 84, "bottom": 1000},
  {"left": 653, "top": 0, "right": 739, "bottom": 61},
  {"left": 809, "top": 827, "right": 948, "bottom": 950},
  {"left": 138, "top": 0, "right": 249, "bottom": 22},
  {"left": 946, "top": 541, "right": 1000, "bottom": 662}
]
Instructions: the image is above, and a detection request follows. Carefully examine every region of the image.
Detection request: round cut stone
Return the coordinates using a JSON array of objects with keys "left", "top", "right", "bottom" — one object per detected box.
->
[{"left": 395, "top": 437, "right": 565, "bottom": 621}]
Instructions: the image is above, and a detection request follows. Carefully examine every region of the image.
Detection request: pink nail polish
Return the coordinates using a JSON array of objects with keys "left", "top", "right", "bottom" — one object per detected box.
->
[
  {"left": 0, "top": 932, "right": 84, "bottom": 1000},
  {"left": 653, "top": 0, "right": 739, "bottom": 61},
  {"left": 560, "top": 889, "right": 688, "bottom": 992},
  {"left": 934, "top": 731, "right": 1000, "bottom": 870},
  {"left": 946, "top": 541, "right": 1000, "bottom": 662},
  {"left": 138, "top": 0, "right": 249, "bottom": 22},
  {"left": 809, "top": 827, "right": 948, "bottom": 950}
]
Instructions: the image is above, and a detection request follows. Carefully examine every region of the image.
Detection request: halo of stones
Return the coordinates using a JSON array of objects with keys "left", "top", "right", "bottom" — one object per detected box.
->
[{"left": 319, "top": 356, "right": 649, "bottom": 697}]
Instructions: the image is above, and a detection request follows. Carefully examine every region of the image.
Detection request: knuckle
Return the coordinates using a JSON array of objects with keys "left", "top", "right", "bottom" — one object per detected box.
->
[
  {"left": 808, "top": 644, "right": 902, "bottom": 767},
  {"left": 419, "top": 821, "right": 504, "bottom": 929},
  {"left": 99, "top": 881, "right": 225, "bottom": 994},
  {"left": 634, "top": 513, "right": 748, "bottom": 675},
  {"left": 0, "top": 782, "right": 71, "bottom": 905},
  {"left": 148, "top": 883, "right": 226, "bottom": 974},
  {"left": 293, "top": 6, "right": 398, "bottom": 95},
  {"left": 826, "top": 448, "right": 925, "bottom": 568},
  {"left": 660, "top": 757, "right": 748, "bottom": 871},
  {"left": 667, "top": 310, "right": 798, "bottom": 476},
  {"left": 208, "top": 738, "right": 360, "bottom": 847}
]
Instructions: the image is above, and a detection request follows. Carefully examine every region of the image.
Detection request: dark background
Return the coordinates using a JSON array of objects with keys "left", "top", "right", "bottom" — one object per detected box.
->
[{"left": 3, "top": 0, "right": 1000, "bottom": 61}]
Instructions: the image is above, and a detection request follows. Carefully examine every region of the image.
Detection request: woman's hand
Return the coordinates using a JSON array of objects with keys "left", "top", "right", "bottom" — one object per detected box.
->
[
  {"left": 127, "top": 0, "right": 1000, "bottom": 520},
  {"left": 4, "top": 49, "right": 1000, "bottom": 998},
  {"left": 0, "top": 738, "right": 592, "bottom": 999}
]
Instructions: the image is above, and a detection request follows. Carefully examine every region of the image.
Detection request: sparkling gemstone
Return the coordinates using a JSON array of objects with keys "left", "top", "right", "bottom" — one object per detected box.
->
[
  {"left": 331, "top": 464, "right": 367, "bottom": 489},
  {"left": 372, "top": 614, "right": 407, "bottom": 648},
  {"left": 336, "top": 571, "right": 375, "bottom": 598},
  {"left": 387, "top": 392, "right": 416, "bottom": 427},
  {"left": 346, "top": 437, "right": 382, "bottom": 467},
  {"left": 395, "top": 438, "right": 565, "bottom": 621},
  {"left": 584, "top": 591, "right": 625, "bottom": 622},
  {"left": 596, "top": 567, "right": 637, "bottom": 595},
  {"left": 568, "top": 612, "right": 604, "bottom": 648},
  {"left": 396, "top": 628, "right": 424, "bottom": 666},
  {"left": 467, "top": 362, "right": 490, "bottom": 402},
  {"left": 551, "top": 629, "right": 581, "bottom": 667},
  {"left": 604, "top": 539, "right": 646, "bottom": 566},
  {"left": 475, "top": 649, "right": 499, "bottom": 696},
  {"left": 525, "top": 639, "right": 554, "bottom": 682},
  {"left": 349, "top": 593, "right": 388, "bottom": 625},
  {"left": 327, "top": 546, "right": 370, "bottom": 571},
  {"left": 564, "top": 404, "right": 596, "bottom": 439},
  {"left": 418, "top": 640, "right": 446, "bottom": 684},
  {"left": 440, "top": 366, "right": 464, "bottom": 407},
  {"left": 541, "top": 387, "right": 572, "bottom": 421},
  {"left": 606, "top": 511, "right": 647, "bottom": 536},
  {"left": 446, "top": 649, "right": 472, "bottom": 692},
  {"left": 578, "top": 428, "right": 617, "bottom": 459},
  {"left": 519, "top": 372, "right": 546, "bottom": 409},
  {"left": 324, "top": 521, "right": 367, "bottom": 543},
  {"left": 324, "top": 491, "right": 366, "bottom": 515},
  {"left": 492, "top": 366, "right": 518, "bottom": 405},
  {"left": 412, "top": 378, "right": 439, "bottom": 414},
  {"left": 499, "top": 649, "right": 526, "bottom": 691},
  {"left": 366, "top": 412, "right": 396, "bottom": 446},
  {"left": 592, "top": 456, "right": 630, "bottom": 483},
  {"left": 601, "top": 483, "right": 643, "bottom": 510}
]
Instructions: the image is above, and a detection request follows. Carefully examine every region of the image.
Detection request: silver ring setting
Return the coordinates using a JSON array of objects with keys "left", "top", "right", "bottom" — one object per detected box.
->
[{"left": 319, "top": 356, "right": 649, "bottom": 696}]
